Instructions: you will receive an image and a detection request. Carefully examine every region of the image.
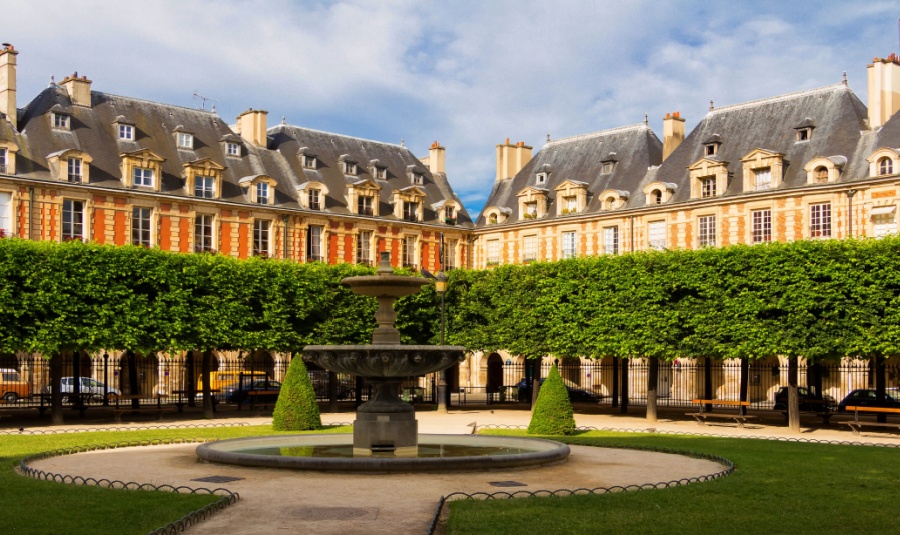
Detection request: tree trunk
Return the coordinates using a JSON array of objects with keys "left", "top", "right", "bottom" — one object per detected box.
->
[
  {"left": 49, "top": 353, "right": 63, "bottom": 425},
  {"left": 788, "top": 356, "right": 800, "bottom": 433},
  {"left": 646, "top": 357, "right": 658, "bottom": 423},
  {"left": 186, "top": 351, "right": 196, "bottom": 407},
  {"left": 201, "top": 350, "right": 214, "bottom": 419},
  {"left": 620, "top": 357, "right": 629, "bottom": 413},
  {"left": 127, "top": 350, "right": 139, "bottom": 409},
  {"left": 739, "top": 357, "right": 749, "bottom": 416},
  {"left": 611, "top": 357, "right": 619, "bottom": 408},
  {"left": 875, "top": 356, "right": 887, "bottom": 424},
  {"left": 530, "top": 358, "right": 542, "bottom": 410},
  {"left": 703, "top": 357, "right": 713, "bottom": 412}
]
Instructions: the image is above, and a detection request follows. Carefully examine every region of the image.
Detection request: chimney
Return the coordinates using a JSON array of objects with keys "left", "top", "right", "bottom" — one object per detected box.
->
[
  {"left": 495, "top": 138, "right": 533, "bottom": 181},
  {"left": 424, "top": 140, "right": 445, "bottom": 174},
  {"left": 60, "top": 72, "right": 92, "bottom": 107},
  {"left": 0, "top": 43, "right": 18, "bottom": 128},
  {"left": 662, "top": 111, "right": 685, "bottom": 161},
  {"left": 868, "top": 54, "right": 900, "bottom": 129},
  {"left": 236, "top": 108, "right": 269, "bottom": 147}
]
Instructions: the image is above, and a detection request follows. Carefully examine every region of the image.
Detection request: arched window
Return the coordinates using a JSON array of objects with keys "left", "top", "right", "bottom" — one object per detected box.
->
[
  {"left": 879, "top": 157, "right": 893, "bottom": 176},
  {"left": 605, "top": 198, "right": 614, "bottom": 210},
  {"left": 814, "top": 166, "right": 829, "bottom": 183},
  {"left": 652, "top": 190, "right": 663, "bottom": 205},
  {"left": 489, "top": 213, "right": 498, "bottom": 224}
]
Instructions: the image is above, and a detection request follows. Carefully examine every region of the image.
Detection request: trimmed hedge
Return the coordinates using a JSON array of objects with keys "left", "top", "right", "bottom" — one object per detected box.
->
[
  {"left": 272, "top": 356, "right": 321, "bottom": 431},
  {"left": 527, "top": 363, "right": 576, "bottom": 435}
]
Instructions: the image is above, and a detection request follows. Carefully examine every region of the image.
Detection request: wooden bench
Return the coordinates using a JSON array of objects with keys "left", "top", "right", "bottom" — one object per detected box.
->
[
  {"left": 842, "top": 406, "right": 900, "bottom": 435},
  {"left": 688, "top": 399, "right": 756, "bottom": 428}
]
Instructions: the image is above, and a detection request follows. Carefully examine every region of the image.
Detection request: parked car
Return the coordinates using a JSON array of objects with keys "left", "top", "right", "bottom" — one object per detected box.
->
[
  {"left": 222, "top": 378, "right": 282, "bottom": 404},
  {"left": 515, "top": 377, "right": 601, "bottom": 403},
  {"left": 0, "top": 368, "right": 31, "bottom": 403},
  {"left": 838, "top": 389, "right": 900, "bottom": 411},
  {"left": 43, "top": 377, "right": 120, "bottom": 402},
  {"left": 772, "top": 387, "right": 836, "bottom": 411}
]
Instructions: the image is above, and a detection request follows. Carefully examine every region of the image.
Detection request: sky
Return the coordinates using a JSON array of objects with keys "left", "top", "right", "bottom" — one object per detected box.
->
[{"left": 4, "top": 1, "right": 898, "bottom": 217}]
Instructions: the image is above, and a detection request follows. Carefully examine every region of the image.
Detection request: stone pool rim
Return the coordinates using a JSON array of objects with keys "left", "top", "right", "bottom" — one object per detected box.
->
[{"left": 195, "top": 433, "right": 570, "bottom": 473}]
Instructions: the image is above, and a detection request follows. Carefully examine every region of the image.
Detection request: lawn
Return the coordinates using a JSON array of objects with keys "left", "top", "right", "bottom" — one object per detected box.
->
[
  {"left": 0, "top": 425, "right": 349, "bottom": 535},
  {"left": 447, "top": 431, "right": 900, "bottom": 535}
]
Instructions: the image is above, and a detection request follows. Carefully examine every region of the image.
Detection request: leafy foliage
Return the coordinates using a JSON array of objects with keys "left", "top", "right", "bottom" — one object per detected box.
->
[
  {"left": 527, "top": 363, "right": 575, "bottom": 435},
  {"left": 272, "top": 356, "right": 321, "bottom": 431}
]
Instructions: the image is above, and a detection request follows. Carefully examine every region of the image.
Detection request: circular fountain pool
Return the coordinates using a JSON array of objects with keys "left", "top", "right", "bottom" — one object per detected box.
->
[{"left": 196, "top": 434, "right": 570, "bottom": 473}]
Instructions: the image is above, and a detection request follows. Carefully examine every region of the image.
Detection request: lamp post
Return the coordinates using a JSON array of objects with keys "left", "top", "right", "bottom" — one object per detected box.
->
[
  {"left": 435, "top": 270, "right": 448, "bottom": 413},
  {"left": 846, "top": 189, "right": 858, "bottom": 237}
]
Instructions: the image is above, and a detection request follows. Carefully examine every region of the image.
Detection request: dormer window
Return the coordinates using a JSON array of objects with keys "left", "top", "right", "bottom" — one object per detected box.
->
[
  {"left": 119, "top": 124, "right": 134, "bottom": 140},
  {"left": 67, "top": 158, "right": 82, "bottom": 183},
  {"left": 524, "top": 202, "right": 538, "bottom": 218},
  {"left": 256, "top": 182, "right": 270, "bottom": 205},
  {"left": 0, "top": 148, "right": 7, "bottom": 173},
  {"left": 814, "top": 166, "right": 828, "bottom": 183},
  {"left": 303, "top": 155, "right": 316, "bottom": 169},
  {"left": 340, "top": 156, "right": 358, "bottom": 176},
  {"left": 444, "top": 206, "right": 456, "bottom": 225},
  {"left": 52, "top": 112, "right": 70, "bottom": 130},
  {"left": 753, "top": 167, "right": 772, "bottom": 190},
  {"left": 879, "top": 157, "right": 893, "bottom": 176},
  {"left": 651, "top": 190, "right": 662, "bottom": 204},
  {"left": 133, "top": 167, "right": 154, "bottom": 187},
  {"left": 226, "top": 142, "right": 240, "bottom": 157},
  {"left": 601, "top": 162, "right": 615, "bottom": 174},
  {"left": 705, "top": 143, "right": 717, "bottom": 157},
  {"left": 195, "top": 176, "right": 215, "bottom": 198},
  {"left": 412, "top": 173, "right": 423, "bottom": 185},
  {"left": 176, "top": 132, "right": 194, "bottom": 149},
  {"left": 375, "top": 167, "right": 387, "bottom": 179},
  {"left": 536, "top": 172, "right": 547, "bottom": 185},
  {"left": 403, "top": 201, "right": 419, "bottom": 222},
  {"left": 308, "top": 189, "right": 322, "bottom": 210},
  {"left": 358, "top": 195, "right": 373, "bottom": 216},
  {"left": 797, "top": 128, "right": 810, "bottom": 142},
  {"left": 120, "top": 149, "right": 164, "bottom": 191},
  {"left": 605, "top": 198, "right": 614, "bottom": 210},
  {"left": 489, "top": 213, "right": 498, "bottom": 224},
  {"left": 700, "top": 176, "right": 716, "bottom": 198},
  {"left": 804, "top": 156, "right": 846, "bottom": 185}
]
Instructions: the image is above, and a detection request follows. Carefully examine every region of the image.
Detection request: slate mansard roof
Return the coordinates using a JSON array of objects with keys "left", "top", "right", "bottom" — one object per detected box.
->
[
  {"left": 479, "top": 123, "right": 663, "bottom": 224},
  {"left": 5, "top": 84, "right": 470, "bottom": 225}
]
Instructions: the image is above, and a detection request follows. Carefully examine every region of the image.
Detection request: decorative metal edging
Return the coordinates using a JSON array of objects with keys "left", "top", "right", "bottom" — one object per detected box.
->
[
  {"left": 17, "top": 438, "right": 240, "bottom": 535},
  {"left": 427, "top": 441, "right": 735, "bottom": 535},
  {"left": 1, "top": 421, "right": 251, "bottom": 436}
]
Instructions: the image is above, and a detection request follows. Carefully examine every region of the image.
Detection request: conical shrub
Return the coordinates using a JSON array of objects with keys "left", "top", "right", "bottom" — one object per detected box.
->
[
  {"left": 527, "top": 362, "right": 576, "bottom": 435},
  {"left": 272, "top": 356, "right": 322, "bottom": 431}
]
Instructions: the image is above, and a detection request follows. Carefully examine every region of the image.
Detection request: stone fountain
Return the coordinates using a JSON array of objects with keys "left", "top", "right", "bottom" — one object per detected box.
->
[
  {"left": 303, "top": 251, "right": 466, "bottom": 455},
  {"left": 196, "top": 251, "right": 569, "bottom": 472}
]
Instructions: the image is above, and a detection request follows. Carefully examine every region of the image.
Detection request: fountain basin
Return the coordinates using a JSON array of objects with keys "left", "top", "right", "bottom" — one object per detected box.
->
[
  {"left": 303, "top": 345, "right": 466, "bottom": 377},
  {"left": 196, "top": 434, "right": 570, "bottom": 473}
]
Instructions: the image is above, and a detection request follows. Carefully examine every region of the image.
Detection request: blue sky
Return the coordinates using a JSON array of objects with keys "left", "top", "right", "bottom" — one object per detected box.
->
[{"left": 5, "top": 1, "right": 898, "bottom": 216}]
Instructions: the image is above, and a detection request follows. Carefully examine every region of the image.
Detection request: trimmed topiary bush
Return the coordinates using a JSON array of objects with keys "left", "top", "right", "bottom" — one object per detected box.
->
[
  {"left": 272, "top": 356, "right": 322, "bottom": 431},
  {"left": 527, "top": 362, "right": 576, "bottom": 435}
]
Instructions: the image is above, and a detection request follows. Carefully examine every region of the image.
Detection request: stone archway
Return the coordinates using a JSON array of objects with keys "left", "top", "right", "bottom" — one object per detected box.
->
[{"left": 486, "top": 353, "right": 504, "bottom": 395}]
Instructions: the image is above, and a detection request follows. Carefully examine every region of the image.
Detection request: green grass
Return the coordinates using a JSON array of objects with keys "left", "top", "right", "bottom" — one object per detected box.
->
[
  {"left": 0, "top": 425, "right": 351, "bottom": 535},
  {"left": 447, "top": 431, "right": 900, "bottom": 535}
]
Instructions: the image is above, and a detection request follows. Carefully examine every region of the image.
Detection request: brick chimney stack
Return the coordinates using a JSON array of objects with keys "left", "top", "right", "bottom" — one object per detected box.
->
[
  {"left": 868, "top": 54, "right": 900, "bottom": 129},
  {"left": 60, "top": 72, "right": 92, "bottom": 107},
  {"left": 662, "top": 112, "right": 685, "bottom": 161},
  {"left": 0, "top": 43, "right": 18, "bottom": 128},
  {"left": 496, "top": 138, "right": 533, "bottom": 181},
  {"left": 236, "top": 108, "right": 269, "bottom": 147},
  {"left": 423, "top": 140, "right": 446, "bottom": 175}
]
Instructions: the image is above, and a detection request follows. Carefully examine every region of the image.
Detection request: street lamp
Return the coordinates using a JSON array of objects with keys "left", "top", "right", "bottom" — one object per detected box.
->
[{"left": 435, "top": 270, "right": 448, "bottom": 413}]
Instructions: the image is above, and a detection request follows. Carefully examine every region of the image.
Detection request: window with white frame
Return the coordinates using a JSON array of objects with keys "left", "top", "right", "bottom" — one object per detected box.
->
[
  {"left": 412, "top": 173, "right": 423, "bottom": 185},
  {"left": 402, "top": 235, "right": 417, "bottom": 268},
  {"left": 403, "top": 201, "right": 419, "bottom": 222},
  {"left": 813, "top": 166, "right": 829, "bottom": 184},
  {"left": 522, "top": 235, "right": 537, "bottom": 262},
  {"left": 308, "top": 189, "right": 322, "bottom": 210},
  {"left": 357, "top": 230, "right": 372, "bottom": 265},
  {"left": 488, "top": 213, "right": 498, "bottom": 225},
  {"left": 873, "top": 210, "right": 897, "bottom": 238},
  {"left": 698, "top": 215, "right": 716, "bottom": 247},
  {"left": 176, "top": 132, "right": 194, "bottom": 149},
  {"left": 256, "top": 182, "right": 270, "bottom": 205},
  {"left": 810, "top": 203, "right": 831, "bottom": 238},
  {"left": 194, "top": 214, "right": 214, "bottom": 252},
  {"left": 524, "top": 202, "right": 537, "bottom": 218},
  {"left": 132, "top": 207, "right": 152, "bottom": 247},
  {"left": 342, "top": 161, "right": 357, "bottom": 175},
  {"left": 253, "top": 220, "right": 271, "bottom": 257},
  {"left": 536, "top": 173, "right": 547, "bottom": 185},
  {"left": 878, "top": 157, "right": 894, "bottom": 176},
  {"left": 486, "top": 239, "right": 500, "bottom": 265},
  {"left": 602, "top": 161, "right": 615, "bottom": 174},
  {"left": 604, "top": 226, "right": 619, "bottom": 255},
  {"left": 302, "top": 155, "right": 316, "bottom": 169},
  {"left": 562, "top": 231, "right": 577, "bottom": 259},
  {"left": 226, "top": 142, "right": 240, "bottom": 157},
  {"left": 307, "top": 225, "right": 323, "bottom": 261},
  {"left": 375, "top": 167, "right": 386, "bottom": 179},
  {"left": 132, "top": 167, "right": 154, "bottom": 187},
  {"left": 754, "top": 167, "right": 772, "bottom": 191},
  {"left": 53, "top": 113, "right": 70, "bottom": 130},
  {"left": 195, "top": 176, "right": 215, "bottom": 198},
  {"left": 0, "top": 191, "right": 11, "bottom": 236},
  {"left": 563, "top": 196, "right": 577, "bottom": 213},
  {"left": 0, "top": 148, "right": 6, "bottom": 173},
  {"left": 67, "top": 158, "right": 82, "bottom": 183},
  {"left": 444, "top": 206, "right": 456, "bottom": 224},
  {"left": 705, "top": 143, "right": 718, "bottom": 157},
  {"left": 651, "top": 190, "right": 663, "bottom": 205},
  {"left": 648, "top": 220, "right": 666, "bottom": 250},
  {"left": 358, "top": 195, "right": 373, "bottom": 215},
  {"left": 751, "top": 209, "right": 772, "bottom": 243},
  {"left": 62, "top": 199, "right": 84, "bottom": 241},
  {"left": 796, "top": 128, "right": 811, "bottom": 142},
  {"left": 118, "top": 124, "right": 134, "bottom": 140},
  {"left": 700, "top": 177, "right": 716, "bottom": 198},
  {"left": 445, "top": 239, "right": 457, "bottom": 270}
]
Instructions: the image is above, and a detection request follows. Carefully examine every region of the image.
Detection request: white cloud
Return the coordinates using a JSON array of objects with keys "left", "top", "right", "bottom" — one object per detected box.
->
[{"left": 4, "top": 0, "right": 896, "bottom": 215}]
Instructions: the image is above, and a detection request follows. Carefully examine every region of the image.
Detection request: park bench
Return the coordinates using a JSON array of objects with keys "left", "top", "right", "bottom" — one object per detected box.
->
[
  {"left": 842, "top": 406, "right": 900, "bottom": 435},
  {"left": 112, "top": 394, "right": 176, "bottom": 423},
  {"left": 688, "top": 399, "right": 756, "bottom": 428}
]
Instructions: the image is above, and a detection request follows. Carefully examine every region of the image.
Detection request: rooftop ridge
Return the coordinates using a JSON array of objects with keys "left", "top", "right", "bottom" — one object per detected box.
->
[
  {"left": 94, "top": 91, "right": 218, "bottom": 116},
  {"left": 273, "top": 124, "right": 409, "bottom": 151},
  {"left": 547, "top": 123, "right": 649, "bottom": 146},
  {"left": 707, "top": 83, "right": 849, "bottom": 116}
]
